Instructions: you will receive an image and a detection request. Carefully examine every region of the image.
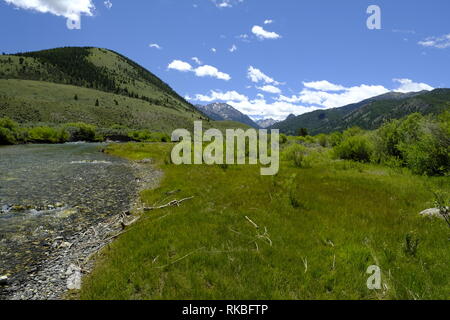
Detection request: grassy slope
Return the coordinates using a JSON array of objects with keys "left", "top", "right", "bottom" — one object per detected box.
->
[
  {"left": 80, "top": 143, "right": 449, "bottom": 300},
  {"left": 0, "top": 47, "right": 214, "bottom": 132},
  {"left": 0, "top": 79, "right": 200, "bottom": 132}
]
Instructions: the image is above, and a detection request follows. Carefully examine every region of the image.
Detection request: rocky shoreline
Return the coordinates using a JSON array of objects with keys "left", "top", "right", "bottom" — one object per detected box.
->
[{"left": 0, "top": 158, "right": 162, "bottom": 300}]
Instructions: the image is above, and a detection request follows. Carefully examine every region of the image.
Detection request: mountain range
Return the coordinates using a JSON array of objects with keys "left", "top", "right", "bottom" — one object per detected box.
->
[
  {"left": 195, "top": 103, "right": 260, "bottom": 128},
  {"left": 270, "top": 90, "right": 450, "bottom": 135},
  {"left": 255, "top": 118, "right": 278, "bottom": 128}
]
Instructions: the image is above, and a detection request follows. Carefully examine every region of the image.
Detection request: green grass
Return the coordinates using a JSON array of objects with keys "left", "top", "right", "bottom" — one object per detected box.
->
[
  {"left": 79, "top": 142, "right": 450, "bottom": 300},
  {"left": 0, "top": 79, "right": 241, "bottom": 134}
]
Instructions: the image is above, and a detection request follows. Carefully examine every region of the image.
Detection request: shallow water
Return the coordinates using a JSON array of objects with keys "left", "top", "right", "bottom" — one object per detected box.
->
[{"left": 0, "top": 143, "right": 137, "bottom": 281}]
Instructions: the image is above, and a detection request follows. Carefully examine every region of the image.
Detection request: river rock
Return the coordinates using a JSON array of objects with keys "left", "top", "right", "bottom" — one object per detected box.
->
[
  {"left": 66, "top": 264, "right": 82, "bottom": 290},
  {"left": 420, "top": 208, "right": 448, "bottom": 219},
  {"left": 0, "top": 275, "right": 8, "bottom": 285}
]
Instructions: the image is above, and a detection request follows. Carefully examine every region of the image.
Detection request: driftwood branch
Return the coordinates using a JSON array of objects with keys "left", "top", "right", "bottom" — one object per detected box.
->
[{"left": 144, "top": 196, "right": 194, "bottom": 211}]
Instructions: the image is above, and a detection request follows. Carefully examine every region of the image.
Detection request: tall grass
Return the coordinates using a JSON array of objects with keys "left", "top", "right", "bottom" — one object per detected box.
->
[{"left": 79, "top": 142, "right": 450, "bottom": 300}]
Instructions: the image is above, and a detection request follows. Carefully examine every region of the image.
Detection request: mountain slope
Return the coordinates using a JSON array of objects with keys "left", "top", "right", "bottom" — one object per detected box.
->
[
  {"left": 195, "top": 103, "right": 260, "bottom": 128},
  {"left": 0, "top": 47, "right": 212, "bottom": 132},
  {"left": 256, "top": 118, "right": 278, "bottom": 128},
  {"left": 271, "top": 90, "right": 450, "bottom": 135}
]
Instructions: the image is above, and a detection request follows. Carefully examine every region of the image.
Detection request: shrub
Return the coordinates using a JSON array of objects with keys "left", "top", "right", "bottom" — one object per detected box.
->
[
  {"left": 280, "top": 134, "right": 288, "bottom": 144},
  {"left": 316, "top": 134, "right": 328, "bottom": 147},
  {"left": 129, "top": 130, "right": 170, "bottom": 143},
  {"left": 65, "top": 122, "right": 97, "bottom": 142},
  {"left": 0, "top": 127, "right": 16, "bottom": 144},
  {"left": 334, "top": 134, "right": 374, "bottom": 162},
  {"left": 0, "top": 117, "right": 19, "bottom": 144},
  {"left": 329, "top": 132, "right": 343, "bottom": 147},
  {"left": 27, "top": 126, "right": 68, "bottom": 143}
]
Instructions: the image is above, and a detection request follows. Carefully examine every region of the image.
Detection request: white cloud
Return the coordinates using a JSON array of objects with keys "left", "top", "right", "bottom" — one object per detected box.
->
[
  {"left": 149, "top": 43, "right": 162, "bottom": 50},
  {"left": 187, "top": 90, "right": 315, "bottom": 120},
  {"left": 168, "top": 60, "right": 230, "bottom": 81},
  {"left": 418, "top": 34, "right": 450, "bottom": 49},
  {"left": 278, "top": 81, "right": 390, "bottom": 109},
  {"left": 4, "top": 0, "right": 95, "bottom": 22},
  {"left": 264, "top": 19, "right": 273, "bottom": 25},
  {"left": 251, "top": 25, "right": 281, "bottom": 40},
  {"left": 247, "top": 66, "right": 280, "bottom": 85},
  {"left": 195, "top": 65, "right": 231, "bottom": 81},
  {"left": 168, "top": 60, "right": 193, "bottom": 72},
  {"left": 257, "top": 85, "right": 281, "bottom": 94},
  {"left": 190, "top": 90, "right": 248, "bottom": 103},
  {"left": 103, "top": 0, "right": 112, "bottom": 9},
  {"left": 303, "top": 80, "right": 345, "bottom": 92},
  {"left": 191, "top": 57, "right": 202, "bottom": 65},
  {"left": 229, "top": 44, "right": 237, "bottom": 52},
  {"left": 211, "top": 48, "right": 217, "bottom": 53},
  {"left": 278, "top": 79, "right": 433, "bottom": 109},
  {"left": 393, "top": 78, "right": 434, "bottom": 93},
  {"left": 211, "top": 0, "right": 243, "bottom": 8}
]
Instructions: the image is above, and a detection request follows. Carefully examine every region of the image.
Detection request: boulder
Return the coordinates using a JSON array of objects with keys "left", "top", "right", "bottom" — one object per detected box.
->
[
  {"left": 0, "top": 275, "right": 8, "bottom": 285},
  {"left": 420, "top": 208, "right": 448, "bottom": 220},
  {"left": 66, "top": 264, "right": 82, "bottom": 290}
]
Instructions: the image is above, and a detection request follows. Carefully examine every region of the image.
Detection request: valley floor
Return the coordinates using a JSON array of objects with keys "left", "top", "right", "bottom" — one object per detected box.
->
[{"left": 79, "top": 142, "right": 450, "bottom": 300}]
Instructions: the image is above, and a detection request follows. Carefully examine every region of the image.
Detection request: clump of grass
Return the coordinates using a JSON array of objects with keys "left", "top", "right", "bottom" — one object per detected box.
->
[{"left": 404, "top": 233, "right": 420, "bottom": 257}]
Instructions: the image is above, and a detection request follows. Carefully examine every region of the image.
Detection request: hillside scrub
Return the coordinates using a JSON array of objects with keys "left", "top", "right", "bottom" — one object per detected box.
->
[
  {"left": 0, "top": 117, "right": 173, "bottom": 145},
  {"left": 328, "top": 113, "right": 450, "bottom": 176}
]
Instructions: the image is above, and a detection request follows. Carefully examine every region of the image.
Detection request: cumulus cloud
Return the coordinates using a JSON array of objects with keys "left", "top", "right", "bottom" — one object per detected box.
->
[
  {"left": 186, "top": 77, "right": 433, "bottom": 120},
  {"left": 418, "top": 34, "right": 450, "bottom": 49},
  {"left": 195, "top": 65, "right": 231, "bottom": 81},
  {"left": 280, "top": 85, "right": 389, "bottom": 109},
  {"left": 251, "top": 25, "right": 281, "bottom": 40},
  {"left": 303, "top": 80, "right": 345, "bottom": 92},
  {"left": 257, "top": 85, "right": 281, "bottom": 94},
  {"left": 168, "top": 60, "right": 230, "bottom": 81},
  {"left": 247, "top": 66, "right": 280, "bottom": 85},
  {"left": 168, "top": 60, "right": 193, "bottom": 72},
  {"left": 278, "top": 79, "right": 433, "bottom": 109},
  {"left": 4, "top": 0, "right": 95, "bottom": 22},
  {"left": 264, "top": 19, "right": 273, "bottom": 25},
  {"left": 190, "top": 90, "right": 248, "bottom": 103},
  {"left": 187, "top": 90, "right": 315, "bottom": 120},
  {"left": 393, "top": 78, "right": 434, "bottom": 93}
]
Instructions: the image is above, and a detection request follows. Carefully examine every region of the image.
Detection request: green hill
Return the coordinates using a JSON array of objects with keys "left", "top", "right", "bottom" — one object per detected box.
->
[
  {"left": 272, "top": 90, "right": 450, "bottom": 135},
  {"left": 0, "top": 47, "right": 211, "bottom": 133}
]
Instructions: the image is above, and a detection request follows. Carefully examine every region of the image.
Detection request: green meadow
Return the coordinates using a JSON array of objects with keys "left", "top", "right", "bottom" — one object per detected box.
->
[{"left": 79, "top": 140, "right": 450, "bottom": 300}]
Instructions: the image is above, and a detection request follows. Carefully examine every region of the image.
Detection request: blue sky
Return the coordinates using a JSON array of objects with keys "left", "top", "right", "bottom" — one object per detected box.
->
[{"left": 1, "top": 0, "right": 449, "bottom": 120}]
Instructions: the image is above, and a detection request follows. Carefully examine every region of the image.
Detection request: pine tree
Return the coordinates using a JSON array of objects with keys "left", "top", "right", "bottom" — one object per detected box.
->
[
  {"left": 74, "top": 94, "right": 78, "bottom": 101},
  {"left": 95, "top": 99, "right": 99, "bottom": 107}
]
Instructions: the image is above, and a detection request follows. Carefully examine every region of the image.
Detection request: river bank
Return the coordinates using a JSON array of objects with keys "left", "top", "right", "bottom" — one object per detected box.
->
[{"left": 0, "top": 143, "right": 162, "bottom": 300}]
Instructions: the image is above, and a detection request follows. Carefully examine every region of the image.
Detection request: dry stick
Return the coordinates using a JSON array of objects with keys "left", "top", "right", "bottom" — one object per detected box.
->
[
  {"left": 154, "top": 247, "right": 206, "bottom": 269},
  {"left": 245, "top": 216, "right": 259, "bottom": 229},
  {"left": 302, "top": 257, "right": 308, "bottom": 273},
  {"left": 144, "top": 196, "right": 195, "bottom": 211}
]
